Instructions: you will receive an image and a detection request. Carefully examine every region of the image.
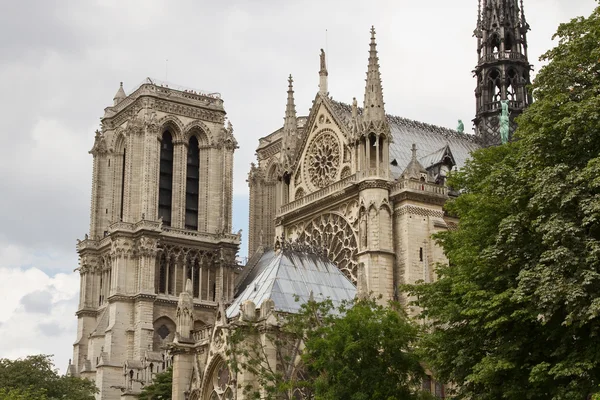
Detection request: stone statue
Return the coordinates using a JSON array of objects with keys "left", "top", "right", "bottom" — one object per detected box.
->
[
  {"left": 320, "top": 49, "right": 326, "bottom": 71},
  {"left": 457, "top": 119, "right": 464, "bottom": 133},
  {"left": 359, "top": 213, "right": 367, "bottom": 248},
  {"left": 500, "top": 100, "right": 510, "bottom": 144}
]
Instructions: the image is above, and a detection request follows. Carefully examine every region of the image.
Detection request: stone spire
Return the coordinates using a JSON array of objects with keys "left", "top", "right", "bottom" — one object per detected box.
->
[
  {"left": 280, "top": 75, "right": 298, "bottom": 170},
  {"left": 319, "top": 48, "right": 328, "bottom": 95},
  {"left": 113, "top": 82, "right": 126, "bottom": 106},
  {"left": 473, "top": 0, "right": 532, "bottom": 147},
  {"left": 362, "top": 26, "right": 386, "bottom": 124}
]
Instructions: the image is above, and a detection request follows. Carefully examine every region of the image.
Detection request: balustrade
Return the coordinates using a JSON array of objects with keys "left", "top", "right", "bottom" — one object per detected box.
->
[
  {"left": 390, "top": 179, "right": 448, "bottom": 197},
  {"left": 478, "top": 51, "right": 527, "bottom": 64}
]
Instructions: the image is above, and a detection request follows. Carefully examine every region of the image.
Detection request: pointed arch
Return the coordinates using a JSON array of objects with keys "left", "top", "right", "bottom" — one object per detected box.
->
[
  {"left": 157, "top": 115, "right": 184, "bottom": 142},
  {"left": 183, "top": 120, "right": 212, "bottom": 146},
  {"left": 201, "top": 355, "right": 232, "bottom": 400},
  {"left": 111, "top": 129, "right": 127, "bottom": 154},
  {"left": 186, "top": 135, "right": 200, "bottom": 230},
  {"left": 379, "top": 201, "right": 393, "bottom": 250}
]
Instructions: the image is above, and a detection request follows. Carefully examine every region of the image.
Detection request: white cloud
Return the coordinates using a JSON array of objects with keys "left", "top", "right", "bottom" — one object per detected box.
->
[{"left": 0, "top": 267, "right": 79, "bottom": 373}]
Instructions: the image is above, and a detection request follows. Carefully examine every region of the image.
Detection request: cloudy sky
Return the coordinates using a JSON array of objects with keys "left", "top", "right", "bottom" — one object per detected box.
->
[{"left": 0, "top": 0, "right": 595, "bottom": 374}]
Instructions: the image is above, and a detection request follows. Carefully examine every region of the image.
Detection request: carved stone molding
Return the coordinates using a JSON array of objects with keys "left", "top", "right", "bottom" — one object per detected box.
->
[
  {"left": 358, "top": 179, "right": 391, "bottom": 191},
  {"left": 394, "top": 205, "right": 444, "bottom": 219}
]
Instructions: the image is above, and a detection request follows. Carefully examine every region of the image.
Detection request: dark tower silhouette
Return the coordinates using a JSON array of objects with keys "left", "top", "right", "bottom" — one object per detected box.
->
[{"left": 473, "top": 0, "right": 533, "bottom": 146}]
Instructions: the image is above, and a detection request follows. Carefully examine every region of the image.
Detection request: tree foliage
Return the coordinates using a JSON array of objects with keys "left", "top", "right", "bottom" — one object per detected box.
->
[
  {"left": 407, "top": 5, "right": 600, "bottom": 399},
  {"left": 138, "top": 367, "right": 172, "bottom": 400},
  {"left": 0, "top": 355, "right": 97, "bottom": 400},
  {"left": 228, "top": 298, "right": 433, "bottom": 400}
]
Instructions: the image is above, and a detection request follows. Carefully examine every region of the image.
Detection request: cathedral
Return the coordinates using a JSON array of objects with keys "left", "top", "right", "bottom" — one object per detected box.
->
[{"left": 68, "top": 1, "right": 533, "bottom": 399}]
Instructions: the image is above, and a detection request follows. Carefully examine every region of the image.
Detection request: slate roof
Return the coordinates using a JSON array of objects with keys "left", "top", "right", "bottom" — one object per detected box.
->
[
  {"left": 328, "top": 99, "right": 480, "bottom": 177},
  {"left": 226, "top": 248, "right": 356, "bottom": 318}
]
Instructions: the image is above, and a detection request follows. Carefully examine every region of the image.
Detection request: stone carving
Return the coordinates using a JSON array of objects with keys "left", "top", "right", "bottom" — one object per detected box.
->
[
  {"left": 295, "top": 212, "right": 358, "bottom": 282},
  {"left": 90, "top": 130, "right": 108, "bottom": 155},
  {"left": 305, "top": 131, "right": 340, "bottom": 189}
]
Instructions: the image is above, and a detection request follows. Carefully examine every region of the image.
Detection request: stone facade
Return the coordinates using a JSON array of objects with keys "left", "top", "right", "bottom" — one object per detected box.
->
[
  {"left": 69, "top": 79, "right": 240, "bottom": 400},
  {"left": 72, "top": 2, "right": 533, "bottom": 398},
  {"left": 248, "top": 27, "right": 479, "bottom": 306}
]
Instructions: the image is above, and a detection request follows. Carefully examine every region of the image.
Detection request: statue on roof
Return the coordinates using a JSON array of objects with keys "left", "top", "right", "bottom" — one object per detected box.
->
[
  {"left": 457, "top": 119, "right": 464, "bottom": 133},
  {"left": 320, "top": 48, "right": 326, "bottom": 71},
  {"left": 500, "top": 100, "right": 510, "bottom": 144}
]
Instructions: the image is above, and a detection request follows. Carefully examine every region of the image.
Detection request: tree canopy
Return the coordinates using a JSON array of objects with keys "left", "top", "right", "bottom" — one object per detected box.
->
[
  {"left": 228, "top": 298, "right": 434, "bottom": 400},
  {"left": 0, "top": 355, "right": 96, "bottom": 400},
  {"left": 407, "top": 4, "right": 600, "bottom": 399},
  {"left": 138, "top": 367, "right": 172, "bottom": 400}
]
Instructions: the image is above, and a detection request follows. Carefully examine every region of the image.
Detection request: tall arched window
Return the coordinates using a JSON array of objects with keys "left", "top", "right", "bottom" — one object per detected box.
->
[
  {"left": 158, "top": 131, "right": 174, "bottom": 226},
  {"left": 158, "top": 254, "right": 167, "bottom": 294},
  {"left": 185, "top": 136, "right": 200, "bottom": 230},
  {"left": 120, "top": 148, "right": 126, "bottom": 221},
  {"left": 488, "top": 69, "right": 502, "bottom": 103}
]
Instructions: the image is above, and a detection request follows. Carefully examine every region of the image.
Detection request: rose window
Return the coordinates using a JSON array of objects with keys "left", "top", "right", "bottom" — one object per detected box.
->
[
  {"left": 203, "top": 360, "right": 234, "bottom": 400},
  {"left": 297, "top": 213, "right": 358, "bottom": 283},
  {"left": 305, "top": 131, "right": 340, "bottom": 189}
]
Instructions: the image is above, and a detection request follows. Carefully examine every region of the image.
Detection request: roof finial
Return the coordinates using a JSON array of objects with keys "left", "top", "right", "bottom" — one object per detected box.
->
[
  {"left": 113, "top": 81, "right": 127, "bottom": 106},
  {"left": 411, "top": 143, "right": 417, "bottom": 160},
  {"left": 319, "top": 49, "right": 328, "bottom": 95},
  {"left": 362, "top": 26, "right": 386, "bottom": 123}
]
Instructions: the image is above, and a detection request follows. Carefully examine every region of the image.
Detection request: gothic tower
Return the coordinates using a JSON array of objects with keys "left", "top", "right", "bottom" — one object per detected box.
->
[
  {"left": 353, "top": 27, "right": 395, "bottom": 302},
  {"left": 473, "top": 0, "right": 532, "bottom": 146},
  {"left": 70, "top": 80, "right": 240, "bottom": 399}
]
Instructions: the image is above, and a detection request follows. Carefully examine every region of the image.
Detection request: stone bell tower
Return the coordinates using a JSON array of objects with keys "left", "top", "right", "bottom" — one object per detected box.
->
[
  {"left": 70, "top": 79, "right": 240, "bottom": 399},
  {"left": 352, "top": 27, "right": 395, "bottom": 302},
  {"left": 473, "top": 0, "right": 533, "bottom": 146}
]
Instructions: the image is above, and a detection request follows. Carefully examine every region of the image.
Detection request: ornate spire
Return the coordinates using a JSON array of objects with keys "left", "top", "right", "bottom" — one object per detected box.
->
[
  {"left": 281, "top": 75, "right": 298, "bottom": 170},
  {"left": 319, "top": 49, "right": 328, "bottom": 95},
  {"left": 113, "top": 82, "right": 126, "bottom": 106},
  {"left": 362, "top": 26, "right": 386, "bottom": 124}
]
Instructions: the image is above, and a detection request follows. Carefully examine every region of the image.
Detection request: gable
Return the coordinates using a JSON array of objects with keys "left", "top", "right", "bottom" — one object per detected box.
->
[{"left": 290, "top": 97, "right": 353, "bottom": 198}]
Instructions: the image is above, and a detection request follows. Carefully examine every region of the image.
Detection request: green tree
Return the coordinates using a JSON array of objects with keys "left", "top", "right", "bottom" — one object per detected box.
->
[
  {"left": 0, "top": 388, "right": 48, "bottom": 400},
  {"left": 228, "top": 298, "right": 433, "bottom": 400},
  {"left": 407, "top": 5, "right": 600, "bottom": 399},
  {"left": 0, "top": 355, "right": 96, "bottom": 400},
  {"left": 303, "top": 299, "right": 432, "bottom": 400},
  {"left": 138, "top": 367, "right": 172, "bottom": 400}
]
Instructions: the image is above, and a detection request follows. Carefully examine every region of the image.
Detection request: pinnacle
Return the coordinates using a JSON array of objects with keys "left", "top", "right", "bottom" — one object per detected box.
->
[{"left": 362, "top": 26, "right": 386, "bottom": 123}]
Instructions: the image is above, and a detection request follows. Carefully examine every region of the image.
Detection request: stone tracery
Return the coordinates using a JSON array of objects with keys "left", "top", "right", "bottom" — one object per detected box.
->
[
  {"left": 295, "top": 212, "right": 358, "bottom": 283},
  {"left": 305, "top": 130, "right": 340, "bottom": 190}
]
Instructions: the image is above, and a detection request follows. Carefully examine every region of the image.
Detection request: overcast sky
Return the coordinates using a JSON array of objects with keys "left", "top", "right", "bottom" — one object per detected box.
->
[{"left": 0, "top": 0, "right": 595, "bottom": 375}]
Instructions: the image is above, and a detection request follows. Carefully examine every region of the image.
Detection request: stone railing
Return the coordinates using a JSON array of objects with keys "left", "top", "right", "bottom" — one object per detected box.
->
[
  {"left": 279, "top": 174, "right": 358, "bottom": 215},
  {"left": 390, "top": 179, "right": 448, "bottom": 198},
  {"left": 162, "top": 226, "right": 240, "bottom": 243},
  {"left": 192, "top": 325, "right": 214, "bottom": 342},
  {"left": 478, "top": 100, "right": 524, "bottom": 114},
  {"left": 111, "top": 81, "right": 224, "bottom": 115},
  {"left": 478, "top": 51, "right": 527, "bottom": 64},
  {"left": 108, "top": 220, "right": 162, "bottom": 234}
]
